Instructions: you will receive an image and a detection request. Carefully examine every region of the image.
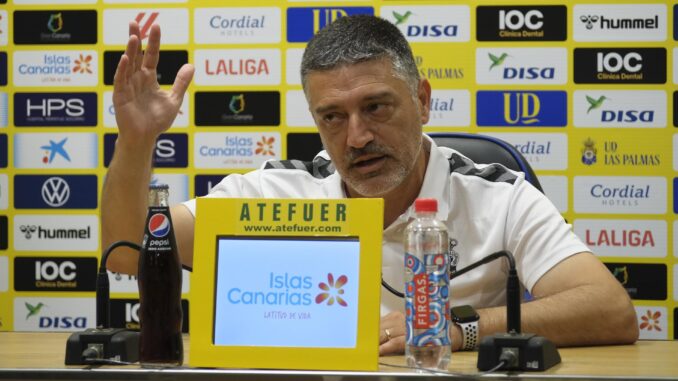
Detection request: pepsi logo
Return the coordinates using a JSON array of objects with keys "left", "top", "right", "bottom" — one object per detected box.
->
[{"left": 148, "top": 214, "right": 170, "bottom": 238}]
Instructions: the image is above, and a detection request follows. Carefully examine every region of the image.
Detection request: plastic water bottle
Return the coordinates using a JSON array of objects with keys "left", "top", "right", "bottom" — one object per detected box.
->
[
  {"left": 404, "top": 198, "right": 451, "bottom": 370},
  {"left": 137, "top": 184, "right": 183, "bottom": 366}
]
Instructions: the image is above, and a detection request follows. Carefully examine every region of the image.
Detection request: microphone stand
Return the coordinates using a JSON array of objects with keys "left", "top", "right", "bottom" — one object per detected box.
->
[
  {"left": 64, "top": 241, "right": 141, "bottom": 365},
  {"left": 451, "top": 251, "right": 561, "bottom": 371}
]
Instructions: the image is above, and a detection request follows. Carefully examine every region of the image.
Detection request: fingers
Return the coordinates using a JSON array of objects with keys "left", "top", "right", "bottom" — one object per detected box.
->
[
  {"left": 171, "top": 63, "right": 195, "bottom": 102},
  {"left": 379, "top": 311, "right": 406, "bottom": 355},
  {"left": 129, "top": 22, "right": 143, "bottom": 72},
  {"left": 379, "top": 335, "right": 406, "bottom": 356},
  {"left": 113, "top": 54, "right": 130, "bottom": 90},
  {"left": 123, "top": 33, "right": 140, "bottom": 81},
  {"left": 142, "top": 24, "right": 161, "bottom": 70}
]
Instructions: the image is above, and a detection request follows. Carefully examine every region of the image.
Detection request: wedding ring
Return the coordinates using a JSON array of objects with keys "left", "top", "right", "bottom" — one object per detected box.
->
[{"left": 384, "top": 328, "right": 392, "bottom": 341}]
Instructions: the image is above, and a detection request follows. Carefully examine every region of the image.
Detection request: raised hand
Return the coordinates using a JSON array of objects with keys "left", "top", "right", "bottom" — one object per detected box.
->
[{"left": 113, "top": 22, "right": 194, "bottom": 145}]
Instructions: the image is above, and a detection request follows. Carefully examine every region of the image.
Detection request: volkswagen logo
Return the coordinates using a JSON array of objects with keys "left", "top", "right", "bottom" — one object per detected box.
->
[{"left": 41, "top": 177, "right": 70, "bottom": 207}]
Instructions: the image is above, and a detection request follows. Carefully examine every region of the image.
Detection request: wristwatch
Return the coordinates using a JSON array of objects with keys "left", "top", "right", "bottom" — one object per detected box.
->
[{"left": 451, "top": 305, "right": 479, "bottom": 351}]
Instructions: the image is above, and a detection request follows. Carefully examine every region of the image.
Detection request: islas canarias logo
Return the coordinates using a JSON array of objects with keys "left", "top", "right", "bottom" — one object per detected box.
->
[
  {"left": 315, "top": 273, "right": 348, "bottom": 307},
  {"left": 255, "top": 136, "right": 276, "bottom": 156}
]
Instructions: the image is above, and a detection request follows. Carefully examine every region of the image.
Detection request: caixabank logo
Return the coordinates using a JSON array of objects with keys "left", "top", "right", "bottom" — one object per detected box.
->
[
  {"left": 14, "top": 93, "right": 97, "bottom": 127},
  {"left": 194, "top": 49, "right": 280, "bottom": 86},
  {"left": 14, "top": 214, "right": 98, "bottom": 252},
  {"left": 476, "top": 5, "right": 566, "bottom": 41},
  {"left": 286, "top": 7, "right": 373, "bottom": 42},
  {"left": 13, "top": 297, "right": 94, "bottom": 332},
  {"left": 605, "top": 263, "right": 666, "bottom": 300},
  {"left": 574, "top": 48, "right": 666, "bottom": 84},
  {"left": 14, "top": 257, "right": 97, "bottom": 292},
  {"left": 573, "top": 90, "right": 666, "bottom": 128},
  {"left": 574, "top": 219, "right": 666, "bottom": 258},
  {"left": 380, "top": 5, "right": 470, "bottom": 42},
  {"left": 14, "top": 133, "right": 97, "bottom": 169},
  {"left": 14, "top": 175, "right": 98, "bottom": 209},
  {"left": 476, "top": 91, "right": 567, "bottom": 127},
  {"left": 109, "top": 299, "right": 189, "bottom": 333},
  {"left": 13, "top": 51, "right": 98, "bottom": 87},
  {"left": 194, "top": 7, "right": 281, "bottom": 45},
  {"left": 13, "top": 10, "right": 97, "bottom": 45},
  {"left": 103, "top": 50, "right": 187, "bottom": 85},
  {"left": 476, "top": 48, "right": 567, "bottom": 84},
  {"left": 104, "top": 133, "right": 188, "bottom": 168},
  {"left": 573, "top": 4, "right": 666, "bottom": 42},
  {"left": 194, "top": 91, "right": 280, "bottom": 126},
  {"left": 194, "top": 132, "right": 281, "bottom": 169}
]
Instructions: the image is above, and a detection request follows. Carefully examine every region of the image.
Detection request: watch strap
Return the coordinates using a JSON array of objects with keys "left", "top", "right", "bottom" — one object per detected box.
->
[{"left": 456, "top": 320, "right": 478, "bottom": 351}]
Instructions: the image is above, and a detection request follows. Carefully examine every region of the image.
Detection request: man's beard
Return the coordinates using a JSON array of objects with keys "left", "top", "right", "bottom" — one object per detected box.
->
[{"left": 342, "top": 141, "right": 415, "bottom": 197}]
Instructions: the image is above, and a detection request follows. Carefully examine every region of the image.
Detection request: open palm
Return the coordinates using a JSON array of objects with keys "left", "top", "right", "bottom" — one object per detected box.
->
[{"left": 113, "top": 22, "right": 194, "bottom": 143}]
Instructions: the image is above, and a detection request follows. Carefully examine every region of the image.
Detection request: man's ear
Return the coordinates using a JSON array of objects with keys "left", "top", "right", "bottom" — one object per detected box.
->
[{"left": 417, "top": 78, "right": 432, "bottom": 125}]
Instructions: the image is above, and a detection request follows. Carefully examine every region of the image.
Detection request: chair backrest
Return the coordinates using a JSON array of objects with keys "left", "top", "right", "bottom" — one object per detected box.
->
[{"left": 428, "top": 132, "right": 543, "bottom": 193}]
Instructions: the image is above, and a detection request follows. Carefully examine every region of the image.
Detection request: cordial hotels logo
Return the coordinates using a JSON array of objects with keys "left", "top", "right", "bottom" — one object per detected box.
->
[
  {"left": 13, "top": 50, "right": 98, "bottom": 87},
  {"left": 574, "top": 4, "right": 666, "bottom": 42},
  {"left": 426, "top": 90, "right": 470, "bottom": 127},
  {"left": 573, "top": 90, "right": 666, "bottom": 128},
  {"left": 194, "top": 91, "right": 280, "bottom": 126},
  {"left": 14, "top": 297, "right": 94, "bottom": 332},
  {"left": 104, "top": 91, "right": 187, "bottom": 128},
  {"left": 476, "top": 48, "right": 567, "bottom": 84},
  {"left": 579, "top": 138, "right": 661, "bottom": 168},
  {"left": 476, "top": 5, "right": 567, "bottom": 41},
  {"left": 315, "top": 273, "right": 349, "bottom": 307},
  {"left": 636, "top": 307, "right": 668, "bottom": 340},
  {"left": 14, "top": 93, "right": 97, "bottom": 127},
  {"left": 194, "top": 132, "right": 281, "bottom": 169},
  {"left": 573, "top": 48, "right": 666, "bottom": 84},
  {"left": 573, "top": 176, "right": 666, "bottom": 214},
  {"left": 14, "top": 215, "right": 98, "bottom": 252},
  {"left": 14, "top": 256, "right": 97, "bottom": 291},
  {"left": 194, "top": 7, "right": 281, "bottom": 44},
  {"left": 381, "top": 5, "right": 470, "bottom": 42},
  {"left": 13, "top": 175, "right": 98, "bottom": 209},
  {"left": 476, "top": 91, "right": 567, "bottom": 127},
  {"left": 195, "top": 49, "right": 281, "bottom": 86},
  {"left": 286, "top": 7, "right": 374, "bottom": 43},
  {"left": 103, "top": 9, "right": 188, "bottom": 44},
  {"left": 574, "top": 219, "right": 666, "bottom": 258},
  {"left": 14, "top": 133, "right": 97, "bottom": 169},
  {"left": 13, "top": 10, "right": 97, "bottom": 44},
  {"left": 483, "top": 132, "right": 567, "bottom": 170}
]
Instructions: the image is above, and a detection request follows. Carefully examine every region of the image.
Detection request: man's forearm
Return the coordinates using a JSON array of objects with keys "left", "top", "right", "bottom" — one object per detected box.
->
[
  {"left": 475, "top": 282, "right": 638, "bottom": 348},
  {"left": 101, "top": 137, "right": 156, "bottom": 275}
]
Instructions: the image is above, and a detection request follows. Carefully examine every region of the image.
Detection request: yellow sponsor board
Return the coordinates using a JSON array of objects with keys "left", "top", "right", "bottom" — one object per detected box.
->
[
  {"left": 191, "top": 198, "right": 383, "bottom": 371},
  {"left": 409, "top": 44, "right": 473, "bottom": 88}
]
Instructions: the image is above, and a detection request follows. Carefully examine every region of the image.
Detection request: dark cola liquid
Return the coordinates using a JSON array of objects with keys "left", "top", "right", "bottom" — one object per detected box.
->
[{"left": 138, "top": 207, "right": 183, "bottom": 366}]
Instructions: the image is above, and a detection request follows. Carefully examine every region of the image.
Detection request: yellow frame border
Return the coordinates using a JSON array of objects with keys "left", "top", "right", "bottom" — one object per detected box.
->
[{"left": 190, "top": 198, "right": 383, "bottom": 371}]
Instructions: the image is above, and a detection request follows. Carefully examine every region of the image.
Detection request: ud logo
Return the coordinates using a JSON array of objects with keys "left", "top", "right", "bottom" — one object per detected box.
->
[
  {"left": 312, "top": 8, "right": 347, "bottom": 34},
  {"left": 41, "top": 177, "right": 70, "bottom": 207},
  {"left": 504, "top": 92, "right": 540, "bottom": 125},
  {"left": 581, "top": 138, "right": 597, "bottom": 165}
]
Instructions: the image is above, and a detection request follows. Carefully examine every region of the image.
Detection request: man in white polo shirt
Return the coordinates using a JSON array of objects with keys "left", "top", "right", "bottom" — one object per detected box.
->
[{"left": 102, "top": 15, "right": 638, "bottom": 354}]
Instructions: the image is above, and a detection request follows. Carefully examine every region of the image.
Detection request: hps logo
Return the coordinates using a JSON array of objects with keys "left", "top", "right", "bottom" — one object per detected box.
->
[{"left": 315, "top": 273, "right": 348, "bottom": 307}]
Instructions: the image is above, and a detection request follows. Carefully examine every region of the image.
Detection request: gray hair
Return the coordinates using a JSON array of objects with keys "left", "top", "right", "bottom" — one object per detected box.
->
[{"left": 300, "top": 15, "right": 420, "bottom": 96}]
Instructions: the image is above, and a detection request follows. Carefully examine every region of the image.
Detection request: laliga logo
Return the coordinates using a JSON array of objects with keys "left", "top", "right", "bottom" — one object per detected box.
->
[
  {"left": 315, "top": 273, "right": 348, "bottom": 307},
  {"left": 148, "top": 213, "right": 170, "bottom": 238}
]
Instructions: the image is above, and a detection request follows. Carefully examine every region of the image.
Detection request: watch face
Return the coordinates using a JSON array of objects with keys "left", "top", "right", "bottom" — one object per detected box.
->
[{"left": 451, "top": 305, "right": 479, "bottom": 323}]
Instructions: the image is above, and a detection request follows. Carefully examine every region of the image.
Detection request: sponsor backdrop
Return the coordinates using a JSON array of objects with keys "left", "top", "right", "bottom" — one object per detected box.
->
[{"left": 0, "top": 0, "right": 675, "bottom": 341}]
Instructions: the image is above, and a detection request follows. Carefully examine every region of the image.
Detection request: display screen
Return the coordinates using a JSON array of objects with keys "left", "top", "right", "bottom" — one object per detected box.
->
[{"left": 213, "top": 237, "right": 360, "bottom": 348}]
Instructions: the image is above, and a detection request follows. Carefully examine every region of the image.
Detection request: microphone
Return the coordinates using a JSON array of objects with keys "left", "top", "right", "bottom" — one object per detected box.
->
[
  {"left": 64, "top": 241, "right": 141, "bottom": 365},
  {"left": 451, "top": 250, "right": 561, "bottom": 371}
]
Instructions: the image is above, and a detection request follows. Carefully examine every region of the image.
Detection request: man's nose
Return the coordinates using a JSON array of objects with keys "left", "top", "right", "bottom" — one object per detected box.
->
[{"left": 346, "top": 113, "right": 374, "bottom": 148}]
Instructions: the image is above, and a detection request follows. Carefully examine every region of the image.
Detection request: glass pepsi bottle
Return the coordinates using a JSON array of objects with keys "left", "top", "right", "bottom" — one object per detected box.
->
[{"left": 137, "top": 184, "right": 183, "bottom": 366}]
